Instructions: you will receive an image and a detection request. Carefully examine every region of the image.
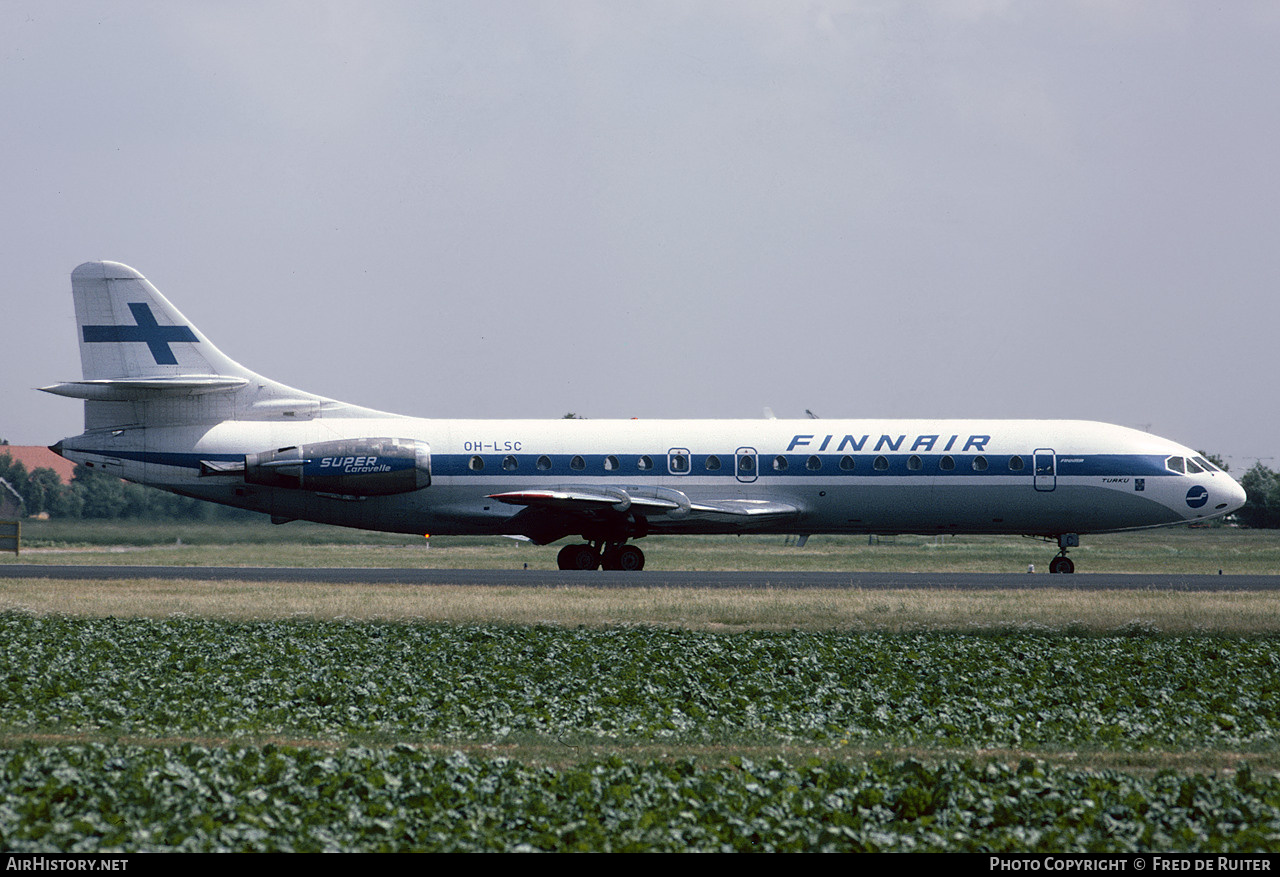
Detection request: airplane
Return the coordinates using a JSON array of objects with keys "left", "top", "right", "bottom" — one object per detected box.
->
[{"left": 43, "top": 261, "right": 1247, "bottom": 573}]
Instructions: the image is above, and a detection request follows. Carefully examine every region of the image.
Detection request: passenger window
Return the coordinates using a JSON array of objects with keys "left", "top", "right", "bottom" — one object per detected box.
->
[
  {"left": 637, "top": 455, "right": 653, "bottom": 471},
  {"left": 873, "top": 455, "right": 889, "bottom": 471},
  {"left": 939, "top": 455, "right": 955, "bottom": 471},
  {"left": 536, "top": 455, "right": 552, "bottom": 471},
  {"left": 468, "top": 456, "right": 484, "bottom": 471},
  {"left": 738, "top": 455, "right": 755, "bottom": 473},
  {"left": 571, "top": 455, "right": 586, "bottom": 471},
  {"left": 839, "top": 455, "right": 855, "bottom": 471},
  {"left": 1009, "top": 455, "right": 1024, "bottom": 471},
  {"left": 706, "top": 455, "right": 721, "bottom": 471},
  {"left": 1166, "top": 456, "right": 1186, "bottom": 474},
  {"left": 907, "top": 455, "right": 923, "bottom": 471},
  {"left": 972, "top": 456, "right": 988, "bottom": 472},
  {"left": 669, "top": 451, "right": 689, "bottom": 473},
  {"left": 806, "top": 455, "right": 822, "bottom": 471},
  {"left": 773, "top": 455, "right": 789, "bottom": 471},
  {"left": 604, "top": 455, "right": 619, "bottom": 471},
  {"left": 502, "top": 455, "right": 518, "bottom": 472}
]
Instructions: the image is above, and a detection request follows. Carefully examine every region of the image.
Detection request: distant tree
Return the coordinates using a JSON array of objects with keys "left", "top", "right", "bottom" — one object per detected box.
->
[
  {"left": 47, "top": 476, "right": 83, "bottom": 519},
  {"left": 72, "top": 464, "right": 128, "bottom": 519},
  {"left": 562, "top": 412, "right": 584, "bottom": 419},
  {"left": 0, "top": 452, "right": 84, "bottom": 517},
  {"left": 0, "top": 454, "right": 28, "bottom": 500},
  {"left": 1238, "top": 463, "right": 1280, "bottom": 529},
  {"left": 23, "top": 469, "right": 66, "bottom": 517}
]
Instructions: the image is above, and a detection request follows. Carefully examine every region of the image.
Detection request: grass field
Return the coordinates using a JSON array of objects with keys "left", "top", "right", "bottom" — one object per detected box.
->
[
  {"left": 6, "top": 518, "right": 1278, "bottom": 574},
  {"left": 3, "top": 521, "right": 1280, "bottom": 851}
]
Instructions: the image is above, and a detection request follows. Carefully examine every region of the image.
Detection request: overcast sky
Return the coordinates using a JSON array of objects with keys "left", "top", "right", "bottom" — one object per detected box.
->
[{"left": 3, "top": 1, "right": 1278, "bottom": 472}]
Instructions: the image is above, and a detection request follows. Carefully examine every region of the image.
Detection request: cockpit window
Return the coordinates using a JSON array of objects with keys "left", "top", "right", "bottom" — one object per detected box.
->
[
  {"left": 1165, "top": 456, "right": 1186, "bottom": 474},
  {"left": 1193, "top": 456, "right": 1220, "bottom": 473},
  {"left": 1185, "top": 457, "right": 1205, "bottom": 474}
]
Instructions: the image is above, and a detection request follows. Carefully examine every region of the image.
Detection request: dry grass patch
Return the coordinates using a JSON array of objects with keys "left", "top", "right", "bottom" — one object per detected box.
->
[{"left": 5, "top": 577, "right": 1280, "bottom": 633}]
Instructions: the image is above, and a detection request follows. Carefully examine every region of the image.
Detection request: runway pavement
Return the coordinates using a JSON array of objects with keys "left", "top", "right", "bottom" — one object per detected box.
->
[{"left": 2, "top": 564, "right": 1278, "bottom": 590}]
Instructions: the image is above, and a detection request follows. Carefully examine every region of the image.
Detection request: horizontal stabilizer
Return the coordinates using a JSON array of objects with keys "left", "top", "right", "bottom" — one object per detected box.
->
[{"left": 40, "top": 376, "right": 249, "bottom": 401}]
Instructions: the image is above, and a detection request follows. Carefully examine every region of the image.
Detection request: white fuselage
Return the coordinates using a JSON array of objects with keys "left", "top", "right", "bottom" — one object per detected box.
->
[{"left": 57, "top": 414, "right": 1245, "bottom": 541}]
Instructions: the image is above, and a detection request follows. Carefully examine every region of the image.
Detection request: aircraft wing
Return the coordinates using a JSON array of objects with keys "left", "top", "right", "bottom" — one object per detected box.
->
[
  {"left": 687, "top": 498, "right": 800, "bottom": 517},
  {"left": 488, "top": 486, "right": 800, "bottom": 543},
  {"left": 487, "top": 487, "right": 681, "bottom": 514}
]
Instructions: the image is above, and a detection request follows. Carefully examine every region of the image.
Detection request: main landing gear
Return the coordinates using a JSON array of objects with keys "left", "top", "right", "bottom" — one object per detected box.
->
[
  {"left": 557, "top": 541, "right": 646, "bottom": 571},
  {"left": 1048, "top": 533, "right": 1079, "bottom": 574}
]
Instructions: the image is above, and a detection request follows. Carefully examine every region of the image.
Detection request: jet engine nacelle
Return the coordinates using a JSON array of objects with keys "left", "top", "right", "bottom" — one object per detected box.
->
[{"left": 244, "top": 438, "right": 431, "bottom": 496}]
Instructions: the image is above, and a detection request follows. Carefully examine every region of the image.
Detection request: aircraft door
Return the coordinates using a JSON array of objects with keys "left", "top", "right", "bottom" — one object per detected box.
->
[
  {"left": 735, "top": 447, "right": 758, "bottom": 483},
  {"left": 1033, "top": 449, "right": 1056, "bottom": 492}
]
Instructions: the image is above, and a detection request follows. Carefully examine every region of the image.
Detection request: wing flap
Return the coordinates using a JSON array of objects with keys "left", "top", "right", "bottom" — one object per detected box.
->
[
  {"left": 689, "top": 498, "right": 800, "bottom": 518},
  {"left": 488, "top": 488, "right": 681, "bottom": 514},
  {"left": 489, "top": 488, "right": 798, "bottom": 520}
]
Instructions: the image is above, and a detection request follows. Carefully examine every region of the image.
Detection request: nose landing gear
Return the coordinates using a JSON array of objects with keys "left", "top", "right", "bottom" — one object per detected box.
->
[{"left": 1048, "top": 533, "right": 1078, "bottom": 574}]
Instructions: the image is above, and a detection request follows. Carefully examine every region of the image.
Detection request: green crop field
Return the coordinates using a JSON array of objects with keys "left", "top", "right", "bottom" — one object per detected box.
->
[{"left": 2, "top": 521, "right": 1279, "bottom": 852}]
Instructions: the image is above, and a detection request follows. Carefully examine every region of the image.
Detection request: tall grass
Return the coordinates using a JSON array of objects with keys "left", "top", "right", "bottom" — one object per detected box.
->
[{"left": 5, "top": 520, "right": 1278, "bottom": 574}]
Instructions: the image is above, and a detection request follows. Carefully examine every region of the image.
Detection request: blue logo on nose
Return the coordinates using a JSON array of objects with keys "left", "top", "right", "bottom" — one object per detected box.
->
[
  {"left": 1186, "top": 485, "right": 1209, "bottom": 508},
  {"left": 82, "top": 303, "right": 198, "bottom": 365}
]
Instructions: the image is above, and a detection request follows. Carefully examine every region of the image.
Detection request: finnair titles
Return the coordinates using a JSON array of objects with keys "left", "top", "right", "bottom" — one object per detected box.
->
[
  {"left": 787, "top": 434, "right": 991, "bottom": 453},
  {"left": 43, "top": 262, "right": 1247, "bottom": 572}
]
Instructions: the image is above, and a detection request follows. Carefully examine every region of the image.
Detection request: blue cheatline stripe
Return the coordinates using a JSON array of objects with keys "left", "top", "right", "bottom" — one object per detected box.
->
[
  {"left": 70, "top": 449, "right": 1181, "bottom": 480},
  {"left": 435, "top": 452, "right": 1176, "bottom": 478},
  {"left": 70, "top": 450, "right": 241, "bottom": 469}
]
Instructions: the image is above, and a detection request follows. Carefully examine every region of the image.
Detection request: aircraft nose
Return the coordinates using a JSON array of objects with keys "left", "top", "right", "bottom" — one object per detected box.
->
[
  {"left": 1226, "top": 477, "right": 1248, "bottom": 514},
  {"left": 1210, "top": 475, "right": 1248, "bottom": 518}
]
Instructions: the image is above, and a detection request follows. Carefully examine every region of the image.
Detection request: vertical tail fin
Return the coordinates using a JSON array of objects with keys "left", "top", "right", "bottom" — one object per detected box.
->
[
  {"left": 42, "top": 262, "right": 342, "bottom": 430},
  {"left": 71, "top": 261, "right": 248, "bottom": 382}
]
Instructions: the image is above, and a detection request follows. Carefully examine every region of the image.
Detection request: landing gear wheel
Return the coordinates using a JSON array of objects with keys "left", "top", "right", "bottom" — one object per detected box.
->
[
  {"left": 557, "top": 543, "right": 600, "bottom": 570},
  {"left": 1048, "top": 534, "right": 1079, "bottom": 574},
  {"left": 601, "top": 544, "right": 645, "bottom": 571}
]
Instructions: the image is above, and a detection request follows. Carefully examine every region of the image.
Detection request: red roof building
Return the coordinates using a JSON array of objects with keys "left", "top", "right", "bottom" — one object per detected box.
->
[{"left": 1, "top": 446, "right": 77, "bottom": 485}]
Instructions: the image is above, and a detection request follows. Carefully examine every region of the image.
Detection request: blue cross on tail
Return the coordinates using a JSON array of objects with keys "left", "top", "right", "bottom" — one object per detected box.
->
[{"left": 82, "top": 302, "right": 198, "bottom": 365}]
